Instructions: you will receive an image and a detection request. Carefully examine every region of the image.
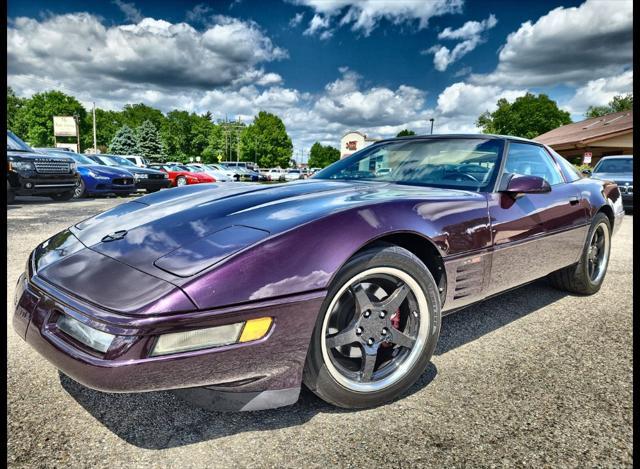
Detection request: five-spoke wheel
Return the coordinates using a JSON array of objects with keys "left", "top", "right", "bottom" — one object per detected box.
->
[{"left": 304, "top": 245, "right": 441, "bottom": 408}]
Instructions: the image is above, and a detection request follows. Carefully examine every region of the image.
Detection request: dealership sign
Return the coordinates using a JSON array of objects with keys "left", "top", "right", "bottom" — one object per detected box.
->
[
  {"left": 53, "top": 116, "right": 77, "bottom": 137},
  {"left": 583, "top": 152, "right": 592, "bottom": 164}
]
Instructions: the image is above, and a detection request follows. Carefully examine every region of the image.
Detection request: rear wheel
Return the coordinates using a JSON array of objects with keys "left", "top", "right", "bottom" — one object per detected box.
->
[
  {"left": 176, "top": 176, "right": 187, "bottom": 187},
  {"left": 50, "top": 191, "right": 74, "bottom": 201},
  {"left": 549, "top": 212, "right": 611, "bottom": 295},
  {"left": 303, "top": 245, "right": 441, "bottom": 409}
]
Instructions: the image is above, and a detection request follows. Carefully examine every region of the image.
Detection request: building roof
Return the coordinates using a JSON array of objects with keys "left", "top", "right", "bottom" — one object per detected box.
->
[{"left": 534, "top": 110, "right": 633, "bottom": 147}]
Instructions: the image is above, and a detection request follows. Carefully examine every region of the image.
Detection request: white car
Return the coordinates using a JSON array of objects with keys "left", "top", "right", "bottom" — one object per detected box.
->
[
  {"left": 284, "top": 169, "right": 303, "bottom": 181},
  {"left": 267, "top": 168, "right": 286, "bottom": 181},
  {"left": 123, "top": 155, "right": 150, "bottom": 167}
]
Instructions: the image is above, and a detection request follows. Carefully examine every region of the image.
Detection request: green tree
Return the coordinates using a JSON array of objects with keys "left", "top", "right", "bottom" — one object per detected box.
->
[
  {"left": 136, "top": 120, "right": 164, "bottom": 157},
  {"left": 12, "top": 90, "right": 88, "bottom": 148},
  {"left": 308, "top": 142, "right": 340, "bottom": 168},
  {"left": 240, "top": 111, "right": 292, "bottom": 168},
  {"left": 396, "top": 129, "right": 416, "bottom": 137},
  {"left": 109, "top": 125, "right": 139, "bottom": 154},
  {"left": 7, "top": 87, "right": 25, "bottom": 130},
  {"left": 81, "top": 108, "right": 124, "bottom": 152},
  {"left": 476, "top": 92, "right": 572, "bottom": 139},
  {"left": 160, "top": 110, "right": 193, "bottom": 160},
  {"left": 586, "top": 93, "right": 633, "bottom": 118},
  {"left": 120, "top": 103, "right": 166, "bottom": 130}
]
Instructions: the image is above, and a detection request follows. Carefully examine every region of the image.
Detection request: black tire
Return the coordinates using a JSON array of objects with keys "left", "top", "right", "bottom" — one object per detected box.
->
[
  {"left": 73, "top": 179, "right": 86, "bottom": 199},
  {"left": 146, "top": 188, "right": 160, "bottom": 193},
  {"left": 7, "top": 181, "right": 15, "bottom": 204},
  {"left": 50, "top": 191, "right": 75, "bottom": 201},
  {"left": 303, "top": 244, "right": 441, "bottom": 409},
  {"left": 548, "top": 212, "right": 611, "bottom": 295}
]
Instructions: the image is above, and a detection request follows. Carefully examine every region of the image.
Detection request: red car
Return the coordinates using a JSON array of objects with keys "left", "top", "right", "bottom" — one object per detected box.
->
[{"left": 149, "top": 164, "right": 215, "bottom": 186}]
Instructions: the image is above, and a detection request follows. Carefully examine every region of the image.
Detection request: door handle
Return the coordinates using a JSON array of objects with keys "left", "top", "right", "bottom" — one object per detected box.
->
[{"left": 569, "top": 196, "right": 579, "bottom": 205}]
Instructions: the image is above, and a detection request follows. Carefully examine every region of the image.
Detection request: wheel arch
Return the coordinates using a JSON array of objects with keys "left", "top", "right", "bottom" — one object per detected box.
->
[{"left": 343, "top": 231, "right": 447, "bottom": 306}]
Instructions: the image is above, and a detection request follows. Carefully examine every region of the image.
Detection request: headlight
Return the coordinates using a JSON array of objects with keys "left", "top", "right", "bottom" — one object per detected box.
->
[
  {"left": 8, "top": 161, "right": 35, "bottom": 171},
  {"left": 135, "top": 173, "right": 148, "bottom": 179},
  {"left": 56, "top": 314, "right": 115, "bottom": 353},
  {"left": 162, "top": 173, "right": 168, "bottom": 178},
  {"left": 69, "top": 162, "right": 77, "bottom": 171},
  {"left": 87, "top": 170, "right": 97, "bottom": 177},
  {"left": 150, "top": 317, "right": 272, "bottom": 356}
]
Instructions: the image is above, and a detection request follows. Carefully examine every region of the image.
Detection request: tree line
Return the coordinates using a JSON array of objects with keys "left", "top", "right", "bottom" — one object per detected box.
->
[{"left": 6, "top": 87, "right": 300, "bottom": 168}]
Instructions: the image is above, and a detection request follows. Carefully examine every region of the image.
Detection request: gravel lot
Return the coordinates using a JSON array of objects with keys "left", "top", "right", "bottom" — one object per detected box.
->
[{"left": 7, "top": 195, "right": 633, "bottom": 468}]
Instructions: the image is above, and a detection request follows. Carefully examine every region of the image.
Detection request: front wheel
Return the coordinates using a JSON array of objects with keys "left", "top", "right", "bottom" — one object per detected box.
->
[
  {"left": 73, "top": 179, "right": 86, "bottom": 199},
  {"left": 548, "top": 212, "right": 611, "bottom": 295},
  {"left": 7, "top": 180, "right": 15, "bottom": 204},
  {"left": 303, "top": 245, "right": 441, "bottom": 409}
]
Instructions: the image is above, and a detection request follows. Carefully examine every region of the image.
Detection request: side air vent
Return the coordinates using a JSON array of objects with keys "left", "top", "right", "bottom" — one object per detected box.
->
[{"left": 453, "top": 260, "right": 484, "bottom": 300}]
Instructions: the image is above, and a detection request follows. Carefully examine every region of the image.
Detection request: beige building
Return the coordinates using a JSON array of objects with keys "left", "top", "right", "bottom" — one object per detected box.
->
[
  {"left": 535, "top": 110, "right": 632, "bottom": 166},
  {"left": 340, "top": 131, "right": 380, "bottom": 158}
]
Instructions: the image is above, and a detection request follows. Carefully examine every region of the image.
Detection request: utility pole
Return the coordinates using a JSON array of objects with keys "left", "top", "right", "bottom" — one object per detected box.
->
[
  {"left": 73, "top": 113, "right": 80, "bottom": 153},
  {"left": 92, "top": 102, "right": 97, "bottom": 154},
  {"left": 429, "top": 118, "right": 435, "bottom": 135}
]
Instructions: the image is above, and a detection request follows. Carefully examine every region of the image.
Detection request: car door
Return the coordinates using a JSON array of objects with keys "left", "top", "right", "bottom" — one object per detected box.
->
[{"left": 486, "top": 141, "right": 588, "bottom": 296}]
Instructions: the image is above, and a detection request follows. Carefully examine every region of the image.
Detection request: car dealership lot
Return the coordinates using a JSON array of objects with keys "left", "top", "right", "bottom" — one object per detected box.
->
[{"left": 8, "top": 196, "right": 632, "bottom": 468}]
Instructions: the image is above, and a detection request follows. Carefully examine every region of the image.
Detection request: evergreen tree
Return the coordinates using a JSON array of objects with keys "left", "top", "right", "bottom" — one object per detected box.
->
[
  {"left": 109, "top": 125, "right": 139, "bottom": 155},
  {"left": 136, "top": 120, "right": 164, "bottom": 157}
]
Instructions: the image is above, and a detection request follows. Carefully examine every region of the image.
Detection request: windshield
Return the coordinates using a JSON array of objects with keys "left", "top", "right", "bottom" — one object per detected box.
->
[
  {"left": 593, "top": 158, "right": 633, "bottom": 174},
  {"left": 67, "top": 153, "right": 95, "bottom": 165},
  {"left": 7, "top": 131, "right": 34, "bottom": 152},
  {"left": 92, "top": 156, "right": 119, "bottom": 166},
  {"left": 314, "top": 138, "right": 504, "bottom": 191},
  {"left": 102, "top": 154, "right": 138, "bottom": 167},
  {"left": 186, "top": 165, "right": 204, "bottom": 172}
]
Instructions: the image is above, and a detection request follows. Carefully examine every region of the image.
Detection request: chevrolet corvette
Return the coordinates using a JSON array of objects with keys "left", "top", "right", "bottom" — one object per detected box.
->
[{"left": 13, "top": 135, "right": 624, "bottom": 411}]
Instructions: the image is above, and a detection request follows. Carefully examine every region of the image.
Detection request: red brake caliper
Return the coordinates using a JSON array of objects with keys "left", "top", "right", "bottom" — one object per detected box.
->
[{"left": 381, "top": 309, "right": 401, "bottom": 348}]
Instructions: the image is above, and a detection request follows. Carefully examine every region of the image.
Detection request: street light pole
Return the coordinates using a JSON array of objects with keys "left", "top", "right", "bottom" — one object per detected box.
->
[
  {"left": 92, "top": 102, "right": 97, "bottom": 154},
  {"left": 429, "top": 118, "right": 434, "bottom": 135}
]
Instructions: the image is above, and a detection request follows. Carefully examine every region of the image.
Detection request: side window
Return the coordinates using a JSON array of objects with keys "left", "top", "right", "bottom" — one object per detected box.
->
[
  {"left": 504, "top": 143, "right": 564, "bottom": 185},
  {"left": 546, "top": 146, "right": 581, "bottom": 182}
]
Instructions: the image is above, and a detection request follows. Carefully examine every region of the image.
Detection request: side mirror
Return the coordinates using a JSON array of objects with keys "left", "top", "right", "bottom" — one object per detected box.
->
[
  {"left": 505, "top": 174, "right": 551, "bottom": 195},
  {"left": 581, "top": 169, "right": 592, "bottom": 176}
]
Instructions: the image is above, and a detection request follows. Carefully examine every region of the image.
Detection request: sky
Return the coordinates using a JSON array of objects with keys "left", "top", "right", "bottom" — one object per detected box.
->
[{"left": 7, "top": 0, "right": 633, "bottom": 161}]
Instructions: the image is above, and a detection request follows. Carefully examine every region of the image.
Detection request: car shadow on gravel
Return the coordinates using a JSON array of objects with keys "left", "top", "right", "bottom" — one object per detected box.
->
[{"left": 59, "top": 279, "right": 568, "bottom": 450}]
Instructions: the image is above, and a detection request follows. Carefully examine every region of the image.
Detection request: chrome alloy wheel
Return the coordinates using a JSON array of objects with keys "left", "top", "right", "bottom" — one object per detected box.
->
[
  {"left": 176, "top": 177, "right": 187, "bottom": 186},
  {"left": 587, "top": 221, "right": 610, "bottom": 284},
  {"left": 320, "top": 267, "right": 430, "bottom": 393}
]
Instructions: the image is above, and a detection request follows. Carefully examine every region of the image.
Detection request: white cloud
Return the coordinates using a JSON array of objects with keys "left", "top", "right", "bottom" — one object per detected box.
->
[
  {"left": 303, "top": 13, "right": 332, "bottom": 38},
  {"left": 424, "top": 14, "right": 497, "bottom": 71},
  {"left": 8, "top": 13, "right": 287, "bottom": 93},
  {"left": 565, "top": 70, "right": 633, "bottom": 114},
  {"left": 293, "top": 0, "right": 463, "bottom": 36},
  {"left": 113, "top": 0, "right": 143, "bottom": 23},
  {"left": 314, "top": 68, "right": 427, "bottom": 127},
  {"left": 470, "top": 0, "right": 632, "bottom": 87},
  {"left": 289, "top": 12, "right": 304, "bottom": 27},
  {"left": 436, "top": 82, "right": 527, "bottom": 118}
]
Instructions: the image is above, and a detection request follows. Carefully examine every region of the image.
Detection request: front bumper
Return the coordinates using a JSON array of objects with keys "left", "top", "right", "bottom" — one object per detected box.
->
[
  {"left": 85, "top": 178, "right": 136, "bottom": 195},
  {"left": 135, "top": 178, "right": 171, "bottom": 191},
  {"left": 9, "top": 171, "right": 79, "bottom": 196},
  {"left": 13, "top": 270, "right": 324, "bottom": 406}
]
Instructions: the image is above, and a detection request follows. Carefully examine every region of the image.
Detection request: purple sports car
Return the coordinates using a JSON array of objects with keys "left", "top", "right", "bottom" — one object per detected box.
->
[{"left": 13, "top": 135, "right": 624, "bottom": 411}]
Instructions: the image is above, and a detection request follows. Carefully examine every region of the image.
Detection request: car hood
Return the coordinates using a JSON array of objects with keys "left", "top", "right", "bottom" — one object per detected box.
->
[
  {"left": 591, "top": 172, "right": 633, "bottom": 185},
  {"left": 124, "top": 166, "right": 165, "bottom": 175},
  {"left": 68, "top": 180, "right": 482, "bottom": 281},
  {"left": 80, "top": 164, "right": 133, "bottom": 177}
]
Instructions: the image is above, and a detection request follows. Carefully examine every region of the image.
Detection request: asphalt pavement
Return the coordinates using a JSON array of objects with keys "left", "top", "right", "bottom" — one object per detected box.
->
[{"left": 7, "top": 195, "right": 633, "bottom": 468}]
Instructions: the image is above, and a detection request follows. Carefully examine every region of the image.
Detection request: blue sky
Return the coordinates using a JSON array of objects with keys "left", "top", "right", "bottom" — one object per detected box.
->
[{"left": 7, "top": 0, "right": 633, "bottom": 159}]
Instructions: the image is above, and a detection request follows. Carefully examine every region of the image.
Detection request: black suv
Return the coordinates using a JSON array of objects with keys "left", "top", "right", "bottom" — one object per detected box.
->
[{"left": 7, "top": 131, "right": 79, "bottom": 203}]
